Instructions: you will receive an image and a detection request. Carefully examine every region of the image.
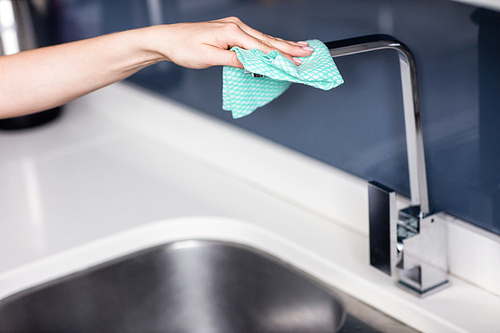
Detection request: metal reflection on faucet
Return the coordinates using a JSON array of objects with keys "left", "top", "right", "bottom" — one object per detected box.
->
[{"left": 327, "top": 35, "right": 449, "bottom": 296}]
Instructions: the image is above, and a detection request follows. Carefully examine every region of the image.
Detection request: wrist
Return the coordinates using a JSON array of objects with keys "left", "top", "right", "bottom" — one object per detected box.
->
[
  {"left": 111, "top": 27, "right": 166, "bottom": 76},
  {"left": 138, "top": 25, "right": 171, "bottom": 64}
]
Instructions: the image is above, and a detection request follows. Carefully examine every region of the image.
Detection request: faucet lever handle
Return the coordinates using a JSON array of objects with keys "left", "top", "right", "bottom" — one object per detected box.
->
[{"left": 368, "top": 181, "right": 398, "bottom": 276}]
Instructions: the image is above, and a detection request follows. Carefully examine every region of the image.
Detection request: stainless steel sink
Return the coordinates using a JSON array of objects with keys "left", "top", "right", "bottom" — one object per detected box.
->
[
  {"left": 0, "top": 240, "right": 345, "bottom": 333},
  {"left": 0, "top": 240, "right": 419, "bottom": 333}
]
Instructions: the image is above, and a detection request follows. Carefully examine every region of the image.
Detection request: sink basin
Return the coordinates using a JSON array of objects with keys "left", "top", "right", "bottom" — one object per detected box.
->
[{"left": 0, "top": 240, "right": 345, "bottom": 333}]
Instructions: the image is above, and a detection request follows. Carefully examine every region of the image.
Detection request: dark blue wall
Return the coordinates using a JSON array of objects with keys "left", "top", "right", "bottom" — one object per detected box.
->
[{"left": 57, "top": 0, "right": 500, "bottom": 235}]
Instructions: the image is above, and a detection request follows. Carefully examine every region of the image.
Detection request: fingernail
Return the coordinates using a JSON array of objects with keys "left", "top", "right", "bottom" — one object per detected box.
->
[
  {"left": 293, "top": 57, "right": 302, "bottom": 65},
  {"left": 296, "top": 41, "right": 309, "bottom": 46},
  {"left": 302, "top": 46, "right": 314, "bottom": 51}
]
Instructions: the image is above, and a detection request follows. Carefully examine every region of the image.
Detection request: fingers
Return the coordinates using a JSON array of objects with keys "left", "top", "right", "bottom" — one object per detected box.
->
[
  {"left": 214, "top": 17, "right": 313, "bottom": 66},
  {"left": 223, "top": 25, "right": 277, "bottom": 55},
  {"left": 260, "top": 34, "right": 314, "bottom": 58},
  {"left": 218, "top": 17, "right": 301, "bottom": 53}
]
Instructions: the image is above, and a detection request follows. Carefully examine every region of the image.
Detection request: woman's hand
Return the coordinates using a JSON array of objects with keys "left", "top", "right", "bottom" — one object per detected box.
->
[{"left": 145, "top": 17, "right": 314, "bottom": 69}]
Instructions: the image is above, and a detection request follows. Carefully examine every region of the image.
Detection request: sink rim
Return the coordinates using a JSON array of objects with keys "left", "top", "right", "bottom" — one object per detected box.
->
[
  {"left": 0, "top": 238, "right": 347, "bottom": 333},
  {"left": 0, "top": 217, "right": 324, "bottom": 302}
]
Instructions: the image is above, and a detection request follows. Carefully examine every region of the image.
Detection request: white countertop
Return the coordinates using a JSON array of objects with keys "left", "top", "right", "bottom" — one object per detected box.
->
[
  {"left": 453, "top": 0, "right": 500, "bottom": 10},
  {"left": 1, "top": 83, "right": 499, "bottom": 333}
]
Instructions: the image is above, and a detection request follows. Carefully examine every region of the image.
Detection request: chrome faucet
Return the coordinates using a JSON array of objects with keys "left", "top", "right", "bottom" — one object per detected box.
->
[{"left": 326, "top": 35, "right": 449, "bottom": 296}]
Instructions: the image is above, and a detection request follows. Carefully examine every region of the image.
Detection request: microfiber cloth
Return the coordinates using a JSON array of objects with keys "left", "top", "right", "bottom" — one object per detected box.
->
[{"left": 222, "top": 39, "right": 343, "bottom": 119}]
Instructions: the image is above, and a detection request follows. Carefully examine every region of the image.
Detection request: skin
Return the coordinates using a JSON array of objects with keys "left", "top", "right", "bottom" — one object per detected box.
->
[{"left": 0, "top": 17, "right": 313, "bottom": 119}]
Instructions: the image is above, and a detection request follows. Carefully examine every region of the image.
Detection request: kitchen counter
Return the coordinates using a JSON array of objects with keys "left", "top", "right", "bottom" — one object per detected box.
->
[
  {"left": 1, "top": 83, "right": 499, "bottom": 332},
  {"left": 454, "top": 0, "right": 500, "bottom": 11}
]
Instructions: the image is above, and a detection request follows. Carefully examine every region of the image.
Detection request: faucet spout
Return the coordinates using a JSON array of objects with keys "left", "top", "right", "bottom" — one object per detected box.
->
[
  {"left": 326, "top": 35, "right": 448, "bottom": 296},
  {"left": 326, "top": 35, "right": 429, "bottom": 214}
]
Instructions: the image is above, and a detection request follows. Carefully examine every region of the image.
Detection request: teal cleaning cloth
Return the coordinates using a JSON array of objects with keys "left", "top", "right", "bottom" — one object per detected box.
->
[{"left": 222, "top": 39, "right": 343, "bottom": 119}]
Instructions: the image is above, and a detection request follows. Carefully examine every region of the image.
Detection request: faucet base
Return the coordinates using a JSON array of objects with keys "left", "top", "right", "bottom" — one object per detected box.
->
[{"left": 397, "top": 279, "right": 450, "bottom": 297}]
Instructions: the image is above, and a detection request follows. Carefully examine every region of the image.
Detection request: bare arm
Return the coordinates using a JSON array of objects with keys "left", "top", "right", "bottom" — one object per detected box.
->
[
  {"left": 0, "top": 17, "right": 313, "bottom": 119},
  {"left": 0, "top": 29, "right": 157, "bottom": 118}
]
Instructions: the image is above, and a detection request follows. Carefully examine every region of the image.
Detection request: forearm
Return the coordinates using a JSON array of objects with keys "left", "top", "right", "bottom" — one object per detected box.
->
[{"left": 0, "top": 27, "right": 162, "bottom": 118}]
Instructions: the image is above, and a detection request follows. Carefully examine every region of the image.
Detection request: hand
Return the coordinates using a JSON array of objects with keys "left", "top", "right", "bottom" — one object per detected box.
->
[{"left": 147, "top": 17, "right": 314, "bottom": 69}]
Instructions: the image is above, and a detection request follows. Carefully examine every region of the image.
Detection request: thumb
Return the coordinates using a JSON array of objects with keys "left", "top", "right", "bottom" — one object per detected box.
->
[{"left": 210, "top": 48, "right": 244, "bottom": 69}]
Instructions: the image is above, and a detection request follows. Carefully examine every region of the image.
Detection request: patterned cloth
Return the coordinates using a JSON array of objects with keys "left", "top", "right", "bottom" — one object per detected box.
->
[{"left": 222, "top": 39, "right": 344, "bottom": 119}]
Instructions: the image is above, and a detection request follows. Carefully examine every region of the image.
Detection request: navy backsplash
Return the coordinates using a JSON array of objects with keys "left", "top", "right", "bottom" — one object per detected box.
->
[{"left": 57, "top": 0, "right": 500, "bottom": 235}]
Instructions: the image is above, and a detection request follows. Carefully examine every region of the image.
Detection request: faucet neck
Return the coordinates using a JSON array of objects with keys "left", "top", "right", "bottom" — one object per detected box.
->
[{"left": 327, "top": 35, "right": 429, "bottom": 215}]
